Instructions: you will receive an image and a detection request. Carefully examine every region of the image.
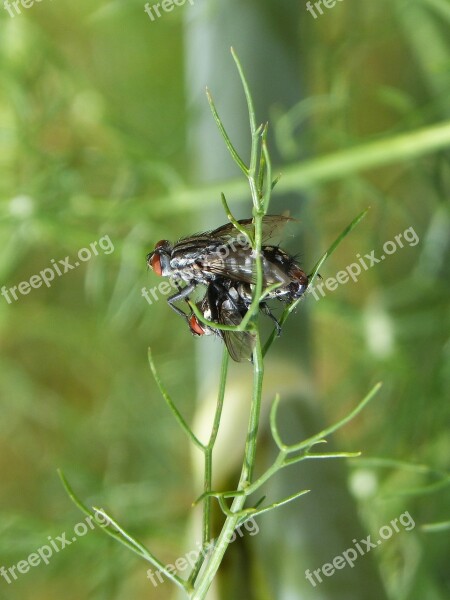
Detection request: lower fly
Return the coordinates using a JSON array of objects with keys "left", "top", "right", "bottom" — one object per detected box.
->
[
  {"left": 186, "top": 280, "right": 282, "bottom": 362},
  {"left": 187, "top": 280, "right": 256, "bottom": 362}
]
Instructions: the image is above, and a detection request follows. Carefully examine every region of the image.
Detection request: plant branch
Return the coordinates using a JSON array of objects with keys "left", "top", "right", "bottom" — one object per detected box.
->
[{"left": 148, "top": 348, "right": 204, "bottom": 451}]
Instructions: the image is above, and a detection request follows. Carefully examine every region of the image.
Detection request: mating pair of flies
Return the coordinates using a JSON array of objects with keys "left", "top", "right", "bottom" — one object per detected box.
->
[{"left": 147, "top": 215, "right": 309, "bottom": 362}]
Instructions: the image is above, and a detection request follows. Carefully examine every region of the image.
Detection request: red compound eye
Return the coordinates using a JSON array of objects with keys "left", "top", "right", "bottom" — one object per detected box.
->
[
  {"left": 148, "top": 241, "right": 170, "bottom": 276},
  {"left": 150, "top": 253, "right": 163, "bottom": 276},
  {"left": 189, "top": 314, "right": 205, "bottom": 336}
]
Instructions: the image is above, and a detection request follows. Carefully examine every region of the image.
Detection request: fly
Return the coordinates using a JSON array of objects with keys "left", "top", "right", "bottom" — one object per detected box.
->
[
  {"left": 147, "top": 215, "right": 309, "bottom": 315},
  {"left": 187, "top": 280, "right": 256, "bottom": 362},
  {"left": 186, "top": 279, "right": 283, "bottom": 362}
]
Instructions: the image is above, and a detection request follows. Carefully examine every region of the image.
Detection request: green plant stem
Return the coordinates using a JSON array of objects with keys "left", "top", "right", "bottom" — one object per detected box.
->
[
  {"left": 148, "top": 348, "right": 204, "bottom": 451},
  {"left": 192, "top": 53, "right": 268, "bottom": 598},
  {"left": 188, "top": 349, "right": 229, "bottom": 586},
  {"left": 220, "top": 192, "right": 254, "bottom": 245},
  {"left": 58, "top": 470, "right": 193, "bottom": 594},
  {"left": 206, "top": 88, "right": 248, "bottom": 177},
  {"left": 191, "top": 381, "right": 381, "bottom": 599},
  {"left": 203, "top": 350, "right": 228, "bottom": 540},
  {"left": 241, "top": 334, "right": 264, "bottom": 485},
  {"left": 285, "top": 382, "right": 382, "bottom": 453},
  {"left": 263, "top": 208, "right": 369, "bottom": 357},
  {"left": 191, "top": 335, "right": 264, "bottom": 600},
  {"left": 261, "top": 131, "right": 273, "bottom": 213},
  {"left": 231, "top": 46, "right": 257, "bottom": 135},
  {"left": 191, "top": 495, "right": 246, "bottom": 600}
]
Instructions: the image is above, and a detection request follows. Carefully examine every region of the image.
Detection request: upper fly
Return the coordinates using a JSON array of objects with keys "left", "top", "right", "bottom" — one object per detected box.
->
[{"left": 147, "top": 215, "right": 308, "bottom": 299}]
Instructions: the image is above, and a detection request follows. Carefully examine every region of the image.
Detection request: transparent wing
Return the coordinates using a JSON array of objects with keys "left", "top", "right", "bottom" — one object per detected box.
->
[
  {"left": 208, "top": 215, "right": 294, "bottom": 243},
  {"left": 219, "top": 304, "right": 256, "bottom": 362},
  {"left": 177, "top": 215, "right": 293, "bottom": 247}
]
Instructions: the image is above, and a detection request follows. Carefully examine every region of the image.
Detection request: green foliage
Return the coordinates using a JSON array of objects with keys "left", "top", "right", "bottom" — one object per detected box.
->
[{"left": 0, "top": 2, "right": 448, "bottom": 599}]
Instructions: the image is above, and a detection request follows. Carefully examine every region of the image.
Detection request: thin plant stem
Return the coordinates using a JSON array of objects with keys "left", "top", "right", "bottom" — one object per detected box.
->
[
  {"left": 206, "top": 87, "right": 248, "bottom": 177},
  {"left": 241, "top": 333, "right": 264, "bottom": 485},
  {"left": 220, "top": 192, "right": 254, "bottom": 245},
  {"left": 148, "top": 348, "right": 205, "bottom": 451},
  {"left": 285, "top": 382, "right": 382, "bottom": 453},
  {"left": 192, "top": 51, "right": 269, "bottom": 599},
  {"left": 188, "top": 349, "right": 229, "bottom": 586},
  {"left": 263, "top": 207, "right": 370, "bottom": 357},
  {"left": 192, "top": 333, "right": 266, "bottom": 599},
  {"left": 58, "top": 470, "right": 193, "bottom": 594},
  {"left": 231, "top": 46, "right": 257, "bottom": 135},
  {"left": 203, "top": 350, "right": 229, "bottom": 539}
]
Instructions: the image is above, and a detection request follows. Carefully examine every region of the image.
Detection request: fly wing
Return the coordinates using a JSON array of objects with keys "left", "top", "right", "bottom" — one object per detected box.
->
[
  {"left": 208, "top": 215, "right": 294, "bottom": 244},
  {"left": 177, "top": 215, "right": 294, "bottom": 247},
  {"left": 172, "top": 216, "right": 295, "bottom": 284},
  {"left": 259, "top": 215, "right": 295, "bottom": 242},
  {"left": 219, "top": 304, "right": 256, "bottom": 362}
]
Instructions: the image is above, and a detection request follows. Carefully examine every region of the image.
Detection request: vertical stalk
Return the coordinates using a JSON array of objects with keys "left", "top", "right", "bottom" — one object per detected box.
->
[
  {"left": 192, "top": 53, "right": 269, "bottom": 598},
  {"left": 191, "top": 334, "right": 265, "bottom": 600},
  {"left": 203, "top": 350, "right": 228, "bottom": 542},
  {"left": 189, "top": 349, "right": 229, "bottom": 586},
  {"left": 239, "top": 318, "right": 264, "bottom": 486}
]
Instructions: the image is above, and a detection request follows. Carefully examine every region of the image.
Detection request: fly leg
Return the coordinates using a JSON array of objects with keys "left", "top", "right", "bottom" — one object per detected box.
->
[
  {"left": 167, "top": 282, "right": 197, "bottom": 323},
  {"left": 260, "top": 302, "right": 282, "bottom": 336}
]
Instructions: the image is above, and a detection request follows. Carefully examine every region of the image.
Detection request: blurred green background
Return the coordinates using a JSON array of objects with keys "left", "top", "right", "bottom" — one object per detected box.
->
[{"left": 0, "top": 0, "right": 449, "bottom": 599}]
